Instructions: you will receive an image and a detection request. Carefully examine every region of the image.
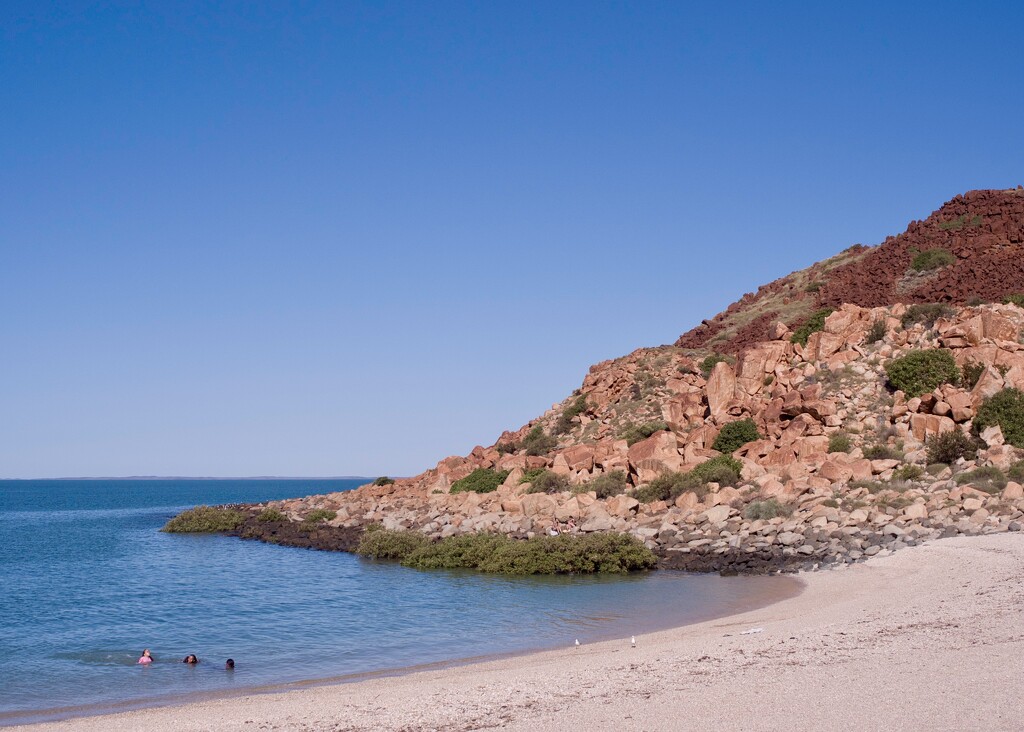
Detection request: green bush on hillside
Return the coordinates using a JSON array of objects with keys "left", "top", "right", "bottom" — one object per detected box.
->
[
  {"left": 961, "top": 361, "right": 986, "bottom": 389},
  {"left": 450, "top": 468, "right": 511, "bottom": 494},
  {"left": 925, "top": 430, "right": 977, "bottom": 465},
  {"left": 900, "top": 303, "right": 955, "bottom": 329},
  {"left": 162, "top": 506, "right": 246, "bottom": 533},
  {"left": 743, "top": 499, "right": 791, "bottom": 520},
  {"left": 373, "top": 476, "right": 395, "bottom": 486},
  {"left": 863, "top": 444, "right": 902, "bottom": 461},
  {"left": 828, "top": 432, "right": 852, "bottom": 453},
  {"left": 712, "top": 418, "right": 761, "bottom": 454},
  {"left": 303, "top": 509, "right": 336, "bottom": 524},
  {"left": 522, "top": 426, "right": 557, "bottom": 456},
  {"left": 885, "top": 349, "right": 960, "bottom": 396},
  {"left": 583, "top": 470, "right": 629, "bottom": 499},
  {"left": 954, "top": 466, "right": 1007, "bottom": 495},
  {"left": 974, "top": 388, "right": 1024, "bottom": 448},
  {"left": 910, "top": 248, "right": 955, "bottom": 272},
  {"left": 256, "top": 508, "right": 286, "bottom": 523},
  {"left": 523, "top": 470, "right": 570, "bottom": 494},
  {"left": 700, "top": 353, "right": 731, "bottom": 377},
  {"left": 865, "top": 318, "right": 887, "bottom": 344},
  {"left": 632, "top": 455, "right": 743, "bottom": 503},
  {"left": 790, "top": 308, "right": 834, "bottom": 346},
  {"left": 555, "top": 394, "right": 589, "bottom": 435},
  {"left": 1003, "top": 294, "right": 1024, "bottom": 308},
  {"left": 620, "top": 420, "right": 670, "bottom": 446}
]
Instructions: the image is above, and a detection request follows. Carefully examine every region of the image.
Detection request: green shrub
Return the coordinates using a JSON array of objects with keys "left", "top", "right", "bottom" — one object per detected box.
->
[
  {"left": 938, "top": 214, "right": 982, "bottom": 231},
  {"left": 256, "top": 508, "right": 286, "bottom": 523},
  {"left": 805, "top": 281, "right": 822, "bottom": 293},
  {"left": 519, "top": 467, "right": 547, "bottom": 484},
  {"left": 925, "top": 430, "right": 978, "bottom": 464},
  {"left": 961, "top": 361, "right": 986, "bottom": 389},
  {"left": 865, "top": 318, "right": 887, "bottom": 344},
  {"left": 828, "top": 432, "right": 852, "bottom": 453},
  {"left": 304, "top": 509, "right": 336, "bottom": 524},
  {"left": 900, "top": 303, "right": 955, "bottom": 329},
  {"left": 821, "top": 498, "right": 840, "bottom": 509},
  {"left": 892, "top": 465, "right": 924, "bottom": 481},
  {"left": 620, "top": 420, "right": 670, "bottom": 446},
  {"left": 974, "top": 388, "right": 1024, "bottom": 448},
  {"left": 450, "top": 468, "right": 511, "bottom": 494},
  {"left": 743, "top": 499, "right": 792, "bottom": 520},
  {"left": 162, "top": 506, "right": 246, "bottom": 533},
  {"left": 885, "top": 349, "right": 960, "bottom": 396},
  {"left": 373, "top": 476, "right": 395, "bottom": 486},
  {"left": 1008, "top": 460, "right": 1024, "bottom": 482},
  {"left": 700, "top": 353, "right": 731, "bottom": 377},
  {"left": 910, "top": 248, "right": 955, "bottom": 272},
  {"left": 555, "top": 395, "right": 589, "bottom": 435},
  {"left": 712, "top": 418, "right": 761, "bottom": 454},
  {"left": 863, "top": 444, "right": 902, "bottom": 460},
  {"left": 954, "top": 466, "right": 1007, "bottom": 494},
  {"left": 633, "top": 456, "right": 743, "bottom": 503},
  {"left": 790, "top": 308, "right": 835, "bottom": 346},
  {"left": 523, "top": 470, "right": 570, "bottom": 494},
  {"left": 522, "top": 426, "right": 557, "bottom": 456},
  {"left": 1003, "top": 294, "right": 1024, "bottom": 308},
  {"left": 356, "top": 528, "right": 431, "bottom": 559},
  {"left": 495, "top": 441, "right": 519, "bottom": 455},
  {"left": 583, "top": 470, "right": 629, "bottom": 499},
  {"left": 359, "top": 530, "right": 656, "bottom": 574}
]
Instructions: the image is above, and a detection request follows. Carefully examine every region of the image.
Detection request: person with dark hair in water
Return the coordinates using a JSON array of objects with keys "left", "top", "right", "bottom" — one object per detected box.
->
[
  {"left": 225, "top": 658, "right": 235, "bottom": 670},
  {"left": 137, "top": 649, "right": 153, "bottom": 665},
  {"left": 182, "top": 654, "right": 199, "bottom": 664}
]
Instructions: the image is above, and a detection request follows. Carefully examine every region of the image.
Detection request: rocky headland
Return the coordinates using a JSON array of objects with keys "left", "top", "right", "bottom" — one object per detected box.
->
[{"left": 192, "top": 188, "right": 1024, "bottom": 574}]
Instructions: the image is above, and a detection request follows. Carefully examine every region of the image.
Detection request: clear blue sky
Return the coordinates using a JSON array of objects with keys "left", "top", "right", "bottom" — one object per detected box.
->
[{"left": 2, "top": 1, "right": 1022, "bottom": 478}]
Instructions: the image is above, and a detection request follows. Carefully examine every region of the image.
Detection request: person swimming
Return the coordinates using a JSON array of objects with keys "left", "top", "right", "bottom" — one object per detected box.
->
[
  {"left": 225, "top": 658, "right": 235, "bottom": 670},
  {"left": 137, "top": 649, "right": 153, "bottom": 665},
  {"left": 182, "top": 654, "right": 199, "bottom": 664}
]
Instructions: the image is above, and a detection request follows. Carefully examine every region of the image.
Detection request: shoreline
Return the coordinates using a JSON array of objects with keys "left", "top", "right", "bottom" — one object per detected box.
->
[
  {"left": 13, "top": 532, "right": 1024, "bottom": 731},
  {"left": 3, "top": 571, "right": 802, "bottom": 728}
]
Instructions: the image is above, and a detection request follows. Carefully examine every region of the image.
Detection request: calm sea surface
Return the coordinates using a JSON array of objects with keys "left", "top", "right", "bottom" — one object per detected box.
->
[{"left": 0, "top": 479, "right": 790, "bottom": 725}]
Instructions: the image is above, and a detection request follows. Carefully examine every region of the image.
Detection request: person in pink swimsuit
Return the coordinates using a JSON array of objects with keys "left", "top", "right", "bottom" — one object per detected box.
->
[{"left": 137, "top": 649, "right": 153, "bottom": 665}]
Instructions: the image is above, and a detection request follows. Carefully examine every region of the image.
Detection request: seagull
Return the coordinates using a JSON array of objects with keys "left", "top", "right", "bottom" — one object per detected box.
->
[
  {"left": 631, "top": 636, "right": 636, "bottom": 648},
  {"left": 575, "top": 638, "right": 580, "bottom": 649}
]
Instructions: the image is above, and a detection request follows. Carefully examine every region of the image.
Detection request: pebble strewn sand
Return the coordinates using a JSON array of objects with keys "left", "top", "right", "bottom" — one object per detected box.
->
[{"left": 15, "top": 534, "right": 1024, "bottom": 732}]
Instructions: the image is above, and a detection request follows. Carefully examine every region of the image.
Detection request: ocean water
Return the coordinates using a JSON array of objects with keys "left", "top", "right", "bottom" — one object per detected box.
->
[{"left": 0, "top": 479, "right": 791, "bottom": 725}]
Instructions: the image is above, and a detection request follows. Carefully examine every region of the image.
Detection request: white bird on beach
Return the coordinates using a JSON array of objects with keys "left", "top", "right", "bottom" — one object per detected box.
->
[
  {"left": 631, "top": 636, "right": 636, "bottom": 648},
  {"left": 575, "top": 638, "right": 580, "bottom": 649}
]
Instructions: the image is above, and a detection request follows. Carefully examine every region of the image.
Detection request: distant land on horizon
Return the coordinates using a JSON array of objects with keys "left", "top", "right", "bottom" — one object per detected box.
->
[{"left": 2, "top": 475, "right": 380, "bottom": 482}]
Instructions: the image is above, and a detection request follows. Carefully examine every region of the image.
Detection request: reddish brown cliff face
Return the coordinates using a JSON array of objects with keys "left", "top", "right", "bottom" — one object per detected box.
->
[{"left": 677, "top": 188, "right": 1024, "bottom": 354}]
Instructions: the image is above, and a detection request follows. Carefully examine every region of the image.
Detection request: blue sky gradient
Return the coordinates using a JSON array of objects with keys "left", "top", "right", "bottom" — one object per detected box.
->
[{"left": 2, "top": 1, "right": 1022, "bottom": 477}]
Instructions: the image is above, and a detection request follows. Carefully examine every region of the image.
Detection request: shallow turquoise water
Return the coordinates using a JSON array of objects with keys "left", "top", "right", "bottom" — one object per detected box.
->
[{"left": 0, "top": 479, "right": 785, "bottom": 725}]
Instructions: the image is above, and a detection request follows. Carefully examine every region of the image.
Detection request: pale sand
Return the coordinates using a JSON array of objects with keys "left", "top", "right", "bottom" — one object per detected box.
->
[{"left": 15, "top": 534, "right": 1024, "bottom": 732}]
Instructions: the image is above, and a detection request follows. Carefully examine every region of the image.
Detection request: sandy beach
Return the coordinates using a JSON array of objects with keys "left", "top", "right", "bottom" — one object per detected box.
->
[{"left": 15, "top": 533, "right": 1024, "bottom": 732}]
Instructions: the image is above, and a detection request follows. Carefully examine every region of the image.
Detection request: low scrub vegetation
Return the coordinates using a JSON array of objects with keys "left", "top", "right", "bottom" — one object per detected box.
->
[
  {"left": 937, "top": 214, "right": 982, "bottom": 231},
  {"left": 961, "top": 360, "right": 986, "bottom": 389},
  {"left": 925, "top": 430, "right": 978, "bottom": 464},
  {"left": 582, "top": 470, "right": 629, "bottom": 498},
  {"left": 303, "top": 509, "right": 336, "bottom": 524},
  {"left": 523, "top": 470, "right": 570, "bottom": 494},
  {"left": 909, "top": 248, "right": 955, "bottom": 272},
  {"left": 892, "top": 465, "right": 924, "bottom": 481},
  {"left": 863, "top": 444, "right": 902, "bottom": 461},
  {"left": 974, "top": 388, "right": 1024, "bottom": 448},
  {"left": 356, "top": 530, "right": 656, "bottom": 574},
  {"left": 865, "top": 318, "right": 887, "bottom": 344},
  {"left": 700, "top": 353, "right": 732, "bottom": 377},
  {"left": 373, "top": 476, "right": 395, "bottom": 486},
  {"left": 712, "top": 418, "right": 761, "bottom": 454},
  {"left": 900, "top": 303, "right": 955, "bottom": 329},
  {"left": 828, "top": 432, "right": 852, "bottom": 453},
  {"left": 522, "top": 426, "right": 557, "bottom": 456},
  {"left": 555, "top": 395, "right": 589, "bottom": 435},
  {"left": 632, "top": 456, "right": 743, "bottom": 503},
  {"left": 743, "top": 499, "right": 791, "bottom": 520},
  {"left": 1003, "top": 294, "right": 1024, "bottom": 308},
  {"left": 162, "top": 506, "right": 246, "bottom": 533},
  {"left": 1008, "top": 460, "right": 1024, "bottom": 482},
  {"left": 885, "top": 349, "right": 960, "bottom": 396},
  {"left": 620, "top": 420, "right": 670, "bottom": 447},
  {"left": 256, "top": 508, "right": 286, "bottom": 523},
  {"left": 954, "top": 466, "right": 1007, "bottom": 495},
  {"left": 450, "top": 468, "right": 511, "bottom": 494},
  {"left": 790, "top": 308, "right": 834, "bottom": 346}
]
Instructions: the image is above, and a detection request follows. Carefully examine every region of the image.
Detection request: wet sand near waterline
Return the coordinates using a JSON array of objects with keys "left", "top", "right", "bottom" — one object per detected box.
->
[{"left": 13, "top": 533, "right": 1024, "bottom": 731}]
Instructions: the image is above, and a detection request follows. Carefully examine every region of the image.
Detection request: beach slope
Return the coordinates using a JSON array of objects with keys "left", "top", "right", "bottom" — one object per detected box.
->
[{"left": 17, "top": 533, "right": 1024, "bottom": 731}]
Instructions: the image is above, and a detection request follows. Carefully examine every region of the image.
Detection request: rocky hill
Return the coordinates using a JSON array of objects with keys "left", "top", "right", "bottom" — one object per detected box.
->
[
  {"left": 231, "top": 189, "right": 1024, "bottom": 573},
  {"left": 678, "top": 187, "right": 1024, "bottom": 354}
]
